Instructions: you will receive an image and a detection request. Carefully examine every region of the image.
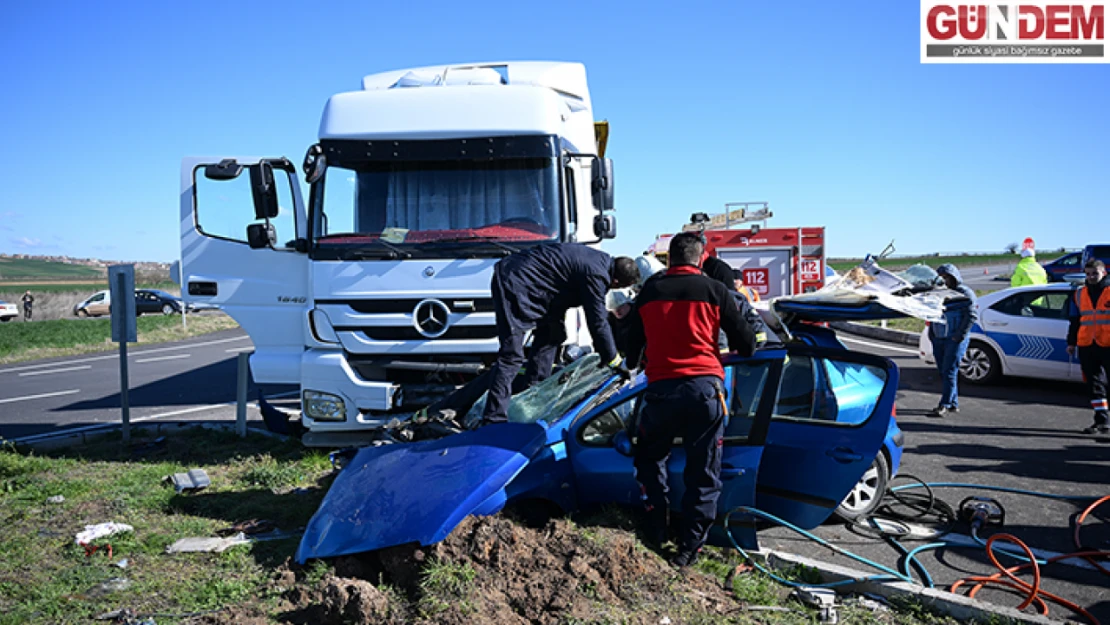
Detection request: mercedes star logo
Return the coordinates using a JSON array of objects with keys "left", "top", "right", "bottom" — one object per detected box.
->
[
  {"left": 423, "top": 266, "right": 435, "bottom": 278},
  {"left": 412, "top": 299, "right": 450, "bottom": 338}
]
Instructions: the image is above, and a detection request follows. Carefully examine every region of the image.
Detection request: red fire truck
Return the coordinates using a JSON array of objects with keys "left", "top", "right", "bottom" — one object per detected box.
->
[{"left": 647, "top": 204, "right": 827, "bottom": 299}]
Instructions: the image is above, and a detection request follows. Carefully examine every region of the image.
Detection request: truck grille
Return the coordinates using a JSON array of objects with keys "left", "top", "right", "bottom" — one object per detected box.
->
[
  {"left": 320, "top": 298, "right": 495, "bottom": 314},
  {"left": 359, "top": 326, "right": 498, "bottom": 341}
]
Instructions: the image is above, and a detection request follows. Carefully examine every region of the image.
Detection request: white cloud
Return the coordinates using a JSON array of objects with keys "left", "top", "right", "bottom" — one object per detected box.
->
[{"left": 13, "top": 236, "right": 42, "bottom": 247}]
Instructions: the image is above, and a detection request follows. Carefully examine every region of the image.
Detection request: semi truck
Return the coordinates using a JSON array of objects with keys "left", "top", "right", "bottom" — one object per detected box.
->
[{"left": 179, "top": 61, "right": 617, "bottom": 446}]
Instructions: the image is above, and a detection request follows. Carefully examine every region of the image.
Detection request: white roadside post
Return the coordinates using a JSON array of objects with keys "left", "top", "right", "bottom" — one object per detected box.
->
[{"left": 109, "top": 265, "right": 137, "bottom": 444}]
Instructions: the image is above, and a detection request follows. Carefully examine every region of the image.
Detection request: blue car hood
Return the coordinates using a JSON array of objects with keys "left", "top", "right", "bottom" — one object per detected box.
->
[{"left": 296, "top": 422, "right": 547, "bottom": 562}]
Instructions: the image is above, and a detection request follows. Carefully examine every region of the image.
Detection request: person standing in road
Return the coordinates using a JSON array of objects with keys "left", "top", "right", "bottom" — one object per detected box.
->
[
  {"left": 1067, "top": 259, "right": 1110, "bottom": 435},
  {"left": 624, "top": 232, "right": 757, "bottom": 568},
  {"left": 21, "top": 290, "right": 34, "bottom": 322},
  {"left": 1011, "top": 244, "right": 1048, "bottom": 288},
  {"left": 928, "top": 264, "right": 979, "bottom": 417},
  {"left": 482, "top": 243, "right": 640, "bottom": 425}
]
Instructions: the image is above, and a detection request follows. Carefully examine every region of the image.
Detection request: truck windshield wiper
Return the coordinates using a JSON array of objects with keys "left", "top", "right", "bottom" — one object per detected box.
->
[
  {"left": 340, "top": 239, "right": 412, "bottom": 260},
  {"left": 434, "top": 235, "right": 518, "bottom": 255}
]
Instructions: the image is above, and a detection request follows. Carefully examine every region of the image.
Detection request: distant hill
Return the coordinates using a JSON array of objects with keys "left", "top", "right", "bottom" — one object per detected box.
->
[{"left": 0, "top": 257, "right": 105, "bottom": 282}]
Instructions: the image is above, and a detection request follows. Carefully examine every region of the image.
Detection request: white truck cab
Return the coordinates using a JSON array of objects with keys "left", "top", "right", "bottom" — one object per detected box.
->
[{"left": 180, "top": 62, "right": 617, "bottom": 445}]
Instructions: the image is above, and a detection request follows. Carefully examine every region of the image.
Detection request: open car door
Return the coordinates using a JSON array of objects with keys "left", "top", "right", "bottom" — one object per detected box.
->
[
  {"left": 180, "top": 157, "right": 308, "bottom": 383},
  {"left": 754, "top": 345, "right": 897, "bottom": 529}
]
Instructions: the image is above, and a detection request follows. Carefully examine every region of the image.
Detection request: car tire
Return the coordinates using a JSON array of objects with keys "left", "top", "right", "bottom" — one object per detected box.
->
[
  {"left": 77, "top": 309, "right": 88, "bottom": 318},
  {"left": 0, "top": 317, "right": 10, "bottom": 323},
  {"left": 834, "top": 452, "right": 889, "bottom": 521},
  {"left": 960, "top": 341, "right": 1001, "bottom": 385},
  {"left": 162, "top": 304, "right": 175, "bottom": 315}
]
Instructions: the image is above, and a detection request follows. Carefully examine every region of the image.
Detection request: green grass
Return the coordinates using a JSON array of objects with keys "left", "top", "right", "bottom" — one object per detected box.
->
[
  {"left": 829, "top": 253, "right": 1018, "bottom": 272},
  {"left": 0, "top": 257, "right": 104, "bottom": 281},
  {"left": 0, "top": 282, "right": 178, "bottom": 296},
  {"left": 0, "top": 314, "right": 240, "bottom": 364},
  {"left": 0, "top": 429, "right": 334, "bottom": 625}
]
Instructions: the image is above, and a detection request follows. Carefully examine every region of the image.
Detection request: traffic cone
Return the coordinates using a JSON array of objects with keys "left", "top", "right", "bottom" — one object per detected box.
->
[{"left": 983, "top": 268, "right": 988, "bottom": 275}]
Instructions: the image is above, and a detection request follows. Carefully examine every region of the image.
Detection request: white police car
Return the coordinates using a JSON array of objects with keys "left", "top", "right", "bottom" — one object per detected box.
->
[{"left": 918, "top": 283, "right": 1082, "bottom": 384}]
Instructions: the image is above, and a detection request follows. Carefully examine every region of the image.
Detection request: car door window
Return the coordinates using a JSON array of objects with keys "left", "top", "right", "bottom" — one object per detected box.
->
[
  {"left": 1061, "top": 255, "right": 1078, "bottom": 267},
  {"left": 726, "top": 361, "right": 773, "bottom": 440},
  {"left": 579, "top": 393, "right": 641, "bottom": 446},
  {"left": 773, "top": 355, "right": 888, "bottom": 426},
  {"left": 991, "top": 291, "right": 1064, "bottom": 319},
  {"left": 194, "top": 164, "right": 298, "bottom": 247}
]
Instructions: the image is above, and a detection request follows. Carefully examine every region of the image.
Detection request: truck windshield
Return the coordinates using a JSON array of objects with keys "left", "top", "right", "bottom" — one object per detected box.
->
[{"left": 313, "top": 157, "right": 561, "bottom": 255}]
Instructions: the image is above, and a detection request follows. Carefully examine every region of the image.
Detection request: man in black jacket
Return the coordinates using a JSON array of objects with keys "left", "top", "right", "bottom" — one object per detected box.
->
[
  {"left": 1067, "top": 259, "right": 1110, "bottom": 434},
  {"left": 624, "top": 232, "right": 757, "bottom": 567},
  {"left": 483, "top": 243, "right": 640, "bottom": 424}
]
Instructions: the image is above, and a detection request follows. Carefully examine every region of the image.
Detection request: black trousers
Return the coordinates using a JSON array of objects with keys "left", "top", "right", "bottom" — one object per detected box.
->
[
  {"left": 1078, "top": 345, "right": 1110, "bottom": 426},
  {"left": 483, "top": 271, "right": 566, "bottom": 423},
  {"left": 632, "top": 375, "right": 725, "bottom": 554}
]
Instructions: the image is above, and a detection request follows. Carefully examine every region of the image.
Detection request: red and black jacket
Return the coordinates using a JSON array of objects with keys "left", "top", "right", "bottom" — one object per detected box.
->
[{"left": 625, "top": 265, "right": 757, "bottom": 383}]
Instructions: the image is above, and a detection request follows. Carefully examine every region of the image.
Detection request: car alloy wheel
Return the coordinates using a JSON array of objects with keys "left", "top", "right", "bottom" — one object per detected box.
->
[
  {"left": 162, "top": 303, "right": 175, "bottom": 315},
  {"left": 835, "top": 453, "right": 889, "bottom": 521},
  {"left": 77, "top": 309, "right": 89, "bottom": 318},
  {"left": 959, "top": 341, "right": 1000, "bottom": 384}
]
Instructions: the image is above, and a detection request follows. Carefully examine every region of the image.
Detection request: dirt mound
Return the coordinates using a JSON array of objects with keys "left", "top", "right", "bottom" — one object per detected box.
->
[{"left": 279, "top": 514, "right": 741, "bottom": 625}]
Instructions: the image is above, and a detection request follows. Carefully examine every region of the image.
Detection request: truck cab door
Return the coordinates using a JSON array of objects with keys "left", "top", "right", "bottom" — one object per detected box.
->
[
  {"left": 754, "top": 345, "right": 897, "bottom": 529},
  {"left": 180, "top": 157, "right": 309, "bottom": 384}
]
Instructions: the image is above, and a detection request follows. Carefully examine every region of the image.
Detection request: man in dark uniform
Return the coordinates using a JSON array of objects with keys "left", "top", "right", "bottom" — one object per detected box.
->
[
  {"left": 701, "top": 256, "right": 779, "bottom": 349},
  {"left": 624, "top": 232, "right": 757, "bottom": 567},
  {"left": 483, "top": 243, "right": 640, "bottom": 424},
  {"left": 1068, "top": 259, "right": 1110, "bottom": 434}
]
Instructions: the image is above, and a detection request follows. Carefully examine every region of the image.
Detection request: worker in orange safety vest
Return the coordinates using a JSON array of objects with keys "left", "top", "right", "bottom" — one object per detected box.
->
[
  {"left": 1067, "top": 259, "right": 1110, "bottom": 435},
  {"left": 731, "top": 269, "right": 761, "bottom": 304}
]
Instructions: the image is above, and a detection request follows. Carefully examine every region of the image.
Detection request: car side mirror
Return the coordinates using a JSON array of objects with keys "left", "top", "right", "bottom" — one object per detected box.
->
[
  {"left": 593, "top": 214, "right": 616, "bottom": 240},
  {"left": 247, "top": 223, "right": 276, "bottom": 249},
  {"left": 612, "top": 430, "right": 634, "bottom": 457},
  {"left": 249, "top": 162, "right": 280, "bottom": 220},
  {"left": 591, "top": 158, "right": 614, "bottom": 212}
]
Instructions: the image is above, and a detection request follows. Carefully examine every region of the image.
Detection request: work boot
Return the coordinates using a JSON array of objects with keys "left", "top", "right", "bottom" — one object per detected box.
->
[
  {"left": 640, "top": 508, "right": 668, "bottom": 553},
  {"left": 669, "top": 547, "right": 701, "bottom": 569},
  {"left": 1082, "top": 424, "right": 1110, "bottom": 435}
]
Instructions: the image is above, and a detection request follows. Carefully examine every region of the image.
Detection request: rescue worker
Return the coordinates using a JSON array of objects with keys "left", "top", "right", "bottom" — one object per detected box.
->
[
  {"left": 702, "top": 257, "right": 778, "bottom": 349},
  {"left": 1067, "top": 259, "right": 1110, "bottom": 435},
  {"left": 1011, "top": 245, "right": 1048, "bottom": 288},
  {"left": 928, "top": 264, "right": 979, "bottom": 417},
  {"left": 482, "top": 243, "right": 640, "bottom": 424},
  {"left": 624, "top": 232, "right": 757, "bottom": 567},
  {"left": 731, "top": 269, "right": 761, "bottom": 303}
]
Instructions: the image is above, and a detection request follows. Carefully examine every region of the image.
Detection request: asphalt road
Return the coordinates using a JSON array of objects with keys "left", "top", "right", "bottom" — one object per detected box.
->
[
  {"left": 760, "top": 334, "right": 1110, "bottom": 623},
  {"left": 0, "top": 328, "right": 294, "bottom": 440}
]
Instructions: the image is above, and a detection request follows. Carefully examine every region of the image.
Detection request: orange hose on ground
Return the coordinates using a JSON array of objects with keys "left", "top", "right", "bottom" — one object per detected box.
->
[
  {"left": 949, "top": 537, "right": 1107, "bottom": 625},
  {"left": 1074, "top": 495, "right": 1110, "bottom": 576}
]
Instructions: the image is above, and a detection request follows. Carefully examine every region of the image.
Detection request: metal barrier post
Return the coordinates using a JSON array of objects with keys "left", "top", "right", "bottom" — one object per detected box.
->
[{"left": 236, "top": 352, "right": 250, "bottom": 437}]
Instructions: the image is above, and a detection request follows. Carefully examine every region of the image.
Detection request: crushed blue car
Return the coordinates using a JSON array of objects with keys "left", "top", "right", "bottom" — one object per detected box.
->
[{"left": 296, "top": 323, "right": 903, "bottom": 563}]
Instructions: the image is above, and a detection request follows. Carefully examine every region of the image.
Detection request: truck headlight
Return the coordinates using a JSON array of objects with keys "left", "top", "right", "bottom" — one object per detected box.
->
[{"left": 303, "top": 390, "right": 346, "bottom": 421}]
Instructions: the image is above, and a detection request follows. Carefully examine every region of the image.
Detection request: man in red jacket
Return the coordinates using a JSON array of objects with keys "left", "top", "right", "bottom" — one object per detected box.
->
[{"left": 624, "top": 232, "right": 757, "bottom": 567}]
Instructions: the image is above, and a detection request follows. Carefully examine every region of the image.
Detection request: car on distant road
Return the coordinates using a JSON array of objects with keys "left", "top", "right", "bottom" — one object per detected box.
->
[
  {"left": 0, "top": 300, "right": 17, "bottom": 322},
  {"left": 75, "top": 289, "right": 194, "bottom": 318},
  {"left": 1042, "top": 251, "right": 1082, "bottom": 283},
  {"left": 73, "top": 290, "right": 111, "bottom": 317},
  {"left": 135, "top": 289, "right": 191, "bottom": 315},
  {"left": 918, "top": 283, "right": 1081, "bottom": 384}
]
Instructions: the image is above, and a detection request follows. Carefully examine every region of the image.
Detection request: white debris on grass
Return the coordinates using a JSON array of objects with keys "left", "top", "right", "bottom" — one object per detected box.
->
[{"left": 75, "top": 522, "right": 134, "bottom": 545}]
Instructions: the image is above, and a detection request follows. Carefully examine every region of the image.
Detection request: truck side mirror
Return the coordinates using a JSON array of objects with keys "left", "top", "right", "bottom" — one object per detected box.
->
[
  {"left": 591, "top": 158, "right": 614, "bottom": 212},
  {"left": 249, "top": 162, "right": 280, "bottom": 220},
  {"left": 594, "top": 214, "right": 616, "bottom": 239},
  {"left": 247, "top": 223, "right": 276, "bottom": 249},
  {"left": 303, "top": 144, "right": 327, "bottom": 184}
]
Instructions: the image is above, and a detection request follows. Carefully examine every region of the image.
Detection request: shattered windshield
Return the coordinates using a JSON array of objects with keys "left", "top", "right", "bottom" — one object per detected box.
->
[{"left": 466, "top": 354, "right": 614, "bottom": 426}]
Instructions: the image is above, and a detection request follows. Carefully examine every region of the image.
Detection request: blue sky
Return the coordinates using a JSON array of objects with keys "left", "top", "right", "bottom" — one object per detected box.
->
[{"left": 1, "top": 1, "right": 1106, "bottom": 263}]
